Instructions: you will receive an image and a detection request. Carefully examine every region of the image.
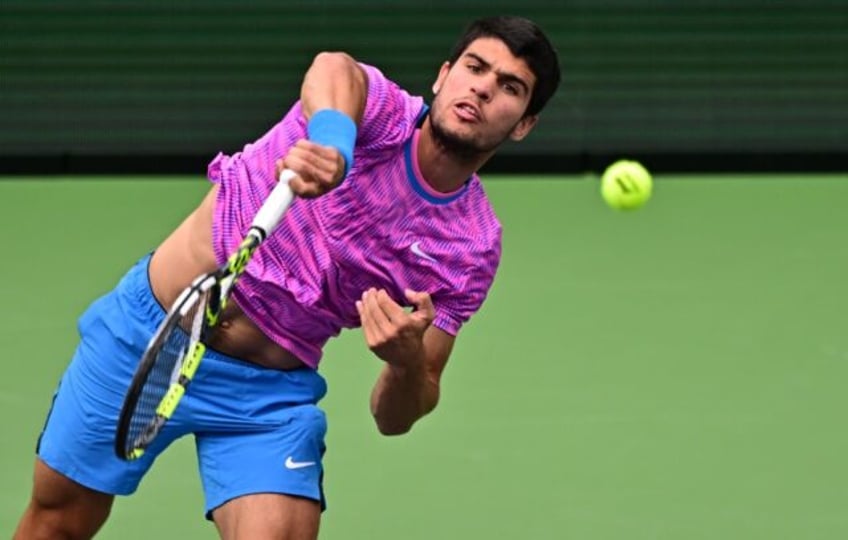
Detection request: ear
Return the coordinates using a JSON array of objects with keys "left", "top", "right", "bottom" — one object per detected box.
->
[
  {"left": 432, "top": 61, "right": 451, "bottom": 94},
  {"left": 509, "top": 115, "right": 538, "bottom": 142}
]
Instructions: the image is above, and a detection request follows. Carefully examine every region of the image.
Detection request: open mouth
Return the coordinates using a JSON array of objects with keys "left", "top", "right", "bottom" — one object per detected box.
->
[{"left": 454, "top": 102, "right": 481, "bottom": 122}]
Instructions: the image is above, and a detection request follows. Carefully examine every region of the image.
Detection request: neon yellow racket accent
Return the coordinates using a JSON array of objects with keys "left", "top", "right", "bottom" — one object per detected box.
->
[
  {"left": 116, "top": 170, "right": 296, "bottom": 461},
  {"left": 156, "top": 384, "right": 186, "bottom": 419},
  {"left": 181, "top": 341, "right": 206, "bottom": 379}
]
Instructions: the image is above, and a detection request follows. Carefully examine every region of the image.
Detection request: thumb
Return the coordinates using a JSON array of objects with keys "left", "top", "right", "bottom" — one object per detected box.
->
[{"left": 405, "top": 289, "right": 435, "bottom": 323}]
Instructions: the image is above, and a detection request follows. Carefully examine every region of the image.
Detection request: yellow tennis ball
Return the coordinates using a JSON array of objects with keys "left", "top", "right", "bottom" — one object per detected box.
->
[{"left": 600, "top": 160, "right": 653, "bottom": 210}]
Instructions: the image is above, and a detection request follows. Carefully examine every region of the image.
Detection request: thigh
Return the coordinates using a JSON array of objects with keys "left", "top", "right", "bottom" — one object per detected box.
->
[
  {"left": 14, "top": 458, "right": 115, "bottom": 539},
  {"left": 31, "top": 458, "right": 113, "bottom": 512},
  {"left": 37, "top": 339, "right": 186, "bottom": 496},
  {"left": 37, "top": 256, "right": 188, "bottom": 495},
  {"left": 212, "top": 493, "right": 320, "bottom": 540},
  {"left": 196, "top": 402, "right": 328, "bottom": 519}
]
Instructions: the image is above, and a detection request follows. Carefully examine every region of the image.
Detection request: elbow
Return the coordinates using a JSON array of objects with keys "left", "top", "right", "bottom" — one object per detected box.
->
[
  {"left": 375, "top": 419, "right": 414, "bottom": 437},
  {"left": 310, "top": 51, "right": 356, "bottom": 71},
  {"left": 308, "top": 51, "right": 364, "bottom": 90},
  {"left": 302, "top": 51, "right": 367, "bottom": 120},
  {"left": 371, "top": 407, "right": 416, "bottom": 436},
  {"left": 372, "top": 399, "right": 439, "bottom": 437}
]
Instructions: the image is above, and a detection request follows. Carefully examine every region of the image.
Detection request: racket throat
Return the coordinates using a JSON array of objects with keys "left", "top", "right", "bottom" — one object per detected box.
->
[{"left": 212, "top": 229, "right": 262, "bottom": 322}]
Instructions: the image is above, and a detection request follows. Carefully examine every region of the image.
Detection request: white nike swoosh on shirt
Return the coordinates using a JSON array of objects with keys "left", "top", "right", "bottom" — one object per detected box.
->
[
  {"left": 410, "top": 241, "right": 437, "bottom": 262},
  {"left": 285, "top": 456, "right": 317, "bottom": 469}
]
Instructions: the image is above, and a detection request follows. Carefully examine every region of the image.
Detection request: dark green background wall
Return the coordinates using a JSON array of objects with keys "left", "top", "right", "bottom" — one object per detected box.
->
[{"left": 1, "top": 1, "right": 846, "bottom": 172}]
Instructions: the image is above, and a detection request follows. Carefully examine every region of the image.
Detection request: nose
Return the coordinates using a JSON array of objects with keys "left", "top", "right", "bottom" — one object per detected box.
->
[{"left": 471, "top": 77, "right": 494, "bottom": 102}]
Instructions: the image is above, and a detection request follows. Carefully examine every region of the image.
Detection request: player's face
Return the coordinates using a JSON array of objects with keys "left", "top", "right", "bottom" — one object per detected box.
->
[{"left": 429, "top": 37, "right": 539, "bottom": 157}]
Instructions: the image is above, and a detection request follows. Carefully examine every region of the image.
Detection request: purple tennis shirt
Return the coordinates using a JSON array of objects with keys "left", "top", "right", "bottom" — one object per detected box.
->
[{"left": 207, "top": 64, "right": 502, "bottom": 368}]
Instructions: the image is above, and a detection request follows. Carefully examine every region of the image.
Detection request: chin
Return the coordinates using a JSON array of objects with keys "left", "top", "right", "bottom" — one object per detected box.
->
[{"left": 430, "top": 110, "right": 503, "bottom": 157}]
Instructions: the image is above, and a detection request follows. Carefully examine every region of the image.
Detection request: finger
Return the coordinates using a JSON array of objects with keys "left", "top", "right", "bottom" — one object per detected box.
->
[
  {"left": 275, "top": 159, "right": 311, "bottom": 195},
  {"left": 295, "top": 139, "right": 340, "bottom": 162},
  {"left": 281, "top": 154, "right": 321, "bottom": 198},
  {"left": 374, "top": 289, "right": 407, "bottom": 323},
  {"left": 287, "top": 175, "right": 320, "bottom": 198},
  {"left": 281, "top": 145, "right": 338, "bottom": 197},
  {"left": 356, "top": 299, "right": 377, "bottom": 345},
  {"left": 291, "top": 140, "right": 342, "bottom": 188},
  {"left": 292, "top": 140, "right": 338, "bottom": 175},
  {"left": 361, "top": 289, "right": 392, "bottom": 340},
  {"left": 404, "top": 289, "right": 435, "bottom": 325}
]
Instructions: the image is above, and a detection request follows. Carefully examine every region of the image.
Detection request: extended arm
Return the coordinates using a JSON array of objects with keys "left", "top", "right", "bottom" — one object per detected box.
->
[
  {"left": 300, "top": 51, "right": 367, "bottom": 124},
  {"left": 279, "top": 52, "right": 368, "bottom": 197}
]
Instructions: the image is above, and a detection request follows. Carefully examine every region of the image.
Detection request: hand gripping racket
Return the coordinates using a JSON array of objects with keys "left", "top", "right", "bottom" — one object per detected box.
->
[{"left": 115, "top": 170, "right": 296, "bottom": 460}]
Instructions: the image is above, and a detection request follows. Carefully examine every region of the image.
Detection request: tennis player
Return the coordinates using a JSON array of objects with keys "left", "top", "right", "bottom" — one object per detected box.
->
[{"left": 15, "top": 15, "right": 560, "bottom": 539}]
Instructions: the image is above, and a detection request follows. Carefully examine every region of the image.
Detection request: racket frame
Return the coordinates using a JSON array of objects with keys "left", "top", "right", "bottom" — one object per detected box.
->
[{"left": 115, "top": 170, "right": 295, "bottom": 460}]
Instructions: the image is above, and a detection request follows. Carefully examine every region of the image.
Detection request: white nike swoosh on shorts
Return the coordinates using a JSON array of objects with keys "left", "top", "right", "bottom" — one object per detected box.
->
[{"left": 285, "top": 456, "right": 317, "bottom": 469}]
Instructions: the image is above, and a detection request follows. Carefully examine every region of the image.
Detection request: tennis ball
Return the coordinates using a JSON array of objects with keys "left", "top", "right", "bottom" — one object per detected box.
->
[{"left": 600, "top": 160, "right": 653, "bottom": 210}]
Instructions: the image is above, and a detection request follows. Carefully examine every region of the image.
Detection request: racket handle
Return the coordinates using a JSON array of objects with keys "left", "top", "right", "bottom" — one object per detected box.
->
[{"left": 251, "top": 169, "right": 296, "bottom": 239}]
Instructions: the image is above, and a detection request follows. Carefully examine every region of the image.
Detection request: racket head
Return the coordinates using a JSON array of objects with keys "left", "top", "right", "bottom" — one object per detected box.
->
[
  {"left": 115, "top": 171, "right": 294, "bottom": 461},
  {"left": 114, "top": 273, "right": 220, "bottom": 460}
]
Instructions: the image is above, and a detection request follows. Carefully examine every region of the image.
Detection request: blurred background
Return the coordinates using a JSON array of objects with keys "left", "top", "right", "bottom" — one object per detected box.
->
[
  {"left": 2, "top": 1, "right": 847, "bottom": 539},
  {"left": 2, "top": 0, "right": 845, "bottom": 174}
]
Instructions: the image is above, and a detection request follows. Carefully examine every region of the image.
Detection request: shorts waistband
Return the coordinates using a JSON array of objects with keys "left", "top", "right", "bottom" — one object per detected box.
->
[
  {"left": 116, "top": 253, "right": 169, "bottom": 331},
  {"left": 117, "top": 253, "right": 320, "bottom": 377}
]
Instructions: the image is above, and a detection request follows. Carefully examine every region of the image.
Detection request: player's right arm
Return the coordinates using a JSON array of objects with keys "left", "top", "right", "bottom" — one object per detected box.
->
[
  {"left": 300, "top": 52, "right": 367, "bottom": 125},
  {"left": 279, "top": 52, "right": 368, "bottom": 198}
]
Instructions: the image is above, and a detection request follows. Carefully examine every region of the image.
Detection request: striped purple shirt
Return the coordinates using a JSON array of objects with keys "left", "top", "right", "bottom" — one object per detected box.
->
[{"left": 207, "top": 64, "right": 502, "bottom": 368}]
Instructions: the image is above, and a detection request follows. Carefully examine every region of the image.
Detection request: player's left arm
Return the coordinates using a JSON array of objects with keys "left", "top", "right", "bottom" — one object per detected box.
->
[{"left": 357, "top": 288, "right": 455, "bottom": 436}]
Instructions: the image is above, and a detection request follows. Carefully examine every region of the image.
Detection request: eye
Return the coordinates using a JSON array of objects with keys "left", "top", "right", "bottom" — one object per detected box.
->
[
  {"left": 467, "top": 62, "right": 482, "bottom": 73},
  {"left": 501, "top": 81, "right": 521, "bottom": 96}
]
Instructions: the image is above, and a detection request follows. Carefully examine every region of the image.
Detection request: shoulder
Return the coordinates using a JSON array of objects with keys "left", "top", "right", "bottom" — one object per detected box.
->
[
  {"left": 463, "top": 176, "right": 503, "bottom": 249},
  {"left": 424, "top": 181, "right": 502, "bottom": 335},
  {"left": 356, "top": 63, "right": 426, "bottom": 151},
  {"left": 432, "top": 176, "right": 503, "bottom": 285},
  {"left": 358, "top": 63, "right": 405, "bottom": 95},
  {"left": 455, "top": 178, "right": 503, "bottom": 293}
]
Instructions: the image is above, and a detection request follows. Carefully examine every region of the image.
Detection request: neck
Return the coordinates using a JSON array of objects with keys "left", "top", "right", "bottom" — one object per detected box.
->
[{"left": 416, "top": 117, "right": 493, "bottom": 193}]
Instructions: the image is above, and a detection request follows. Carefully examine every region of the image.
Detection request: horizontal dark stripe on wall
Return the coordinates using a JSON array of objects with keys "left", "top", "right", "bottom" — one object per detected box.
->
[{"left": 1, "top": 152, "right": 844, "bottom": 176}]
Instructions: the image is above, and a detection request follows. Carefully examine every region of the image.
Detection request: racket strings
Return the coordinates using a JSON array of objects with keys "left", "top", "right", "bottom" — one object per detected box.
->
[
  {"left": 124, "top": 292, "right": 208, "bottom": 453},
  {"left": 117, "top": 176, "right": 294, "bottom": 460}
]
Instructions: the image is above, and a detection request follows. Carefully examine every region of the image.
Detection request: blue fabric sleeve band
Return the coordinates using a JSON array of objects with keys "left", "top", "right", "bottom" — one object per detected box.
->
[{"left": 307, "top": 109, "right": 357, "bottom": 178}]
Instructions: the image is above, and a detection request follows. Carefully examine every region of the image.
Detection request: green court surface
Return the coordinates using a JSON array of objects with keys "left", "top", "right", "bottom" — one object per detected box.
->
[{"left": 2, "top": 174, "right": 847, "bottom": 539}]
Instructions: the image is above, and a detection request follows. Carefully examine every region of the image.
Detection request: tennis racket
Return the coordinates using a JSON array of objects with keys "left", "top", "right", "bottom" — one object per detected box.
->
[{"left": 115, "top": 169, "right": 297, "bottom": 461}]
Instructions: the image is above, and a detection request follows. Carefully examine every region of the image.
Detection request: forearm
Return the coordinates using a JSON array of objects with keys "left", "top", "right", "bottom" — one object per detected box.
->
[
  {"left": 300, "top": 52, "right": 367, "bottom": 123},
  {"left": 370, "top": 362, "right": 440, "bottom": 436},
  {"left": 359, "top": 291, "right": 453, "bottom": 436}
]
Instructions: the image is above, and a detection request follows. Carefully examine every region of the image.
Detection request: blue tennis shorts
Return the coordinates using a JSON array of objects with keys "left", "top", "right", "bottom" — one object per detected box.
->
[{"left": 36, "top": 254, "right": 329, "bottom": 518}]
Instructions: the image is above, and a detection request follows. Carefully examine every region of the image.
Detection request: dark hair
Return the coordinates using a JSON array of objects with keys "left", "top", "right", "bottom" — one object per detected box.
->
[{"left": 448, "top": 16, "right": 561, "bottom": 117}]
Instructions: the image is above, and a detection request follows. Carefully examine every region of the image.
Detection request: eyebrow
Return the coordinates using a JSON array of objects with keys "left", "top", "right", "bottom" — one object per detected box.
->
[{"left": 463, "top": 52, "right": 531, "bottom": 95}]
